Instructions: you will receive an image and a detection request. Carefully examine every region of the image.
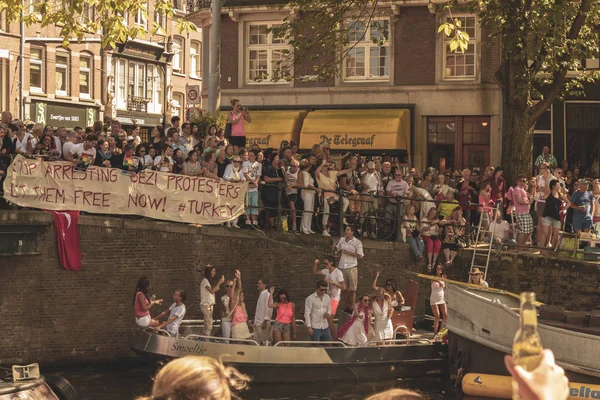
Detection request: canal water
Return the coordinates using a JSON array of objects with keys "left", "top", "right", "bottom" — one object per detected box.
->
[{"left": 51, "top": 360, "right": 460, "bottom": 399}]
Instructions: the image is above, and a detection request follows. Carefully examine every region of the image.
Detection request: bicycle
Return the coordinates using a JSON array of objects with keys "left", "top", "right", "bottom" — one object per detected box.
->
[{"left": 360, "top": 193, "right": 397, "bottom": 241}]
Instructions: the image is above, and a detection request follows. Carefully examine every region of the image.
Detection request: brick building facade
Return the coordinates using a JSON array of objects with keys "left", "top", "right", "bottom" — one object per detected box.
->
[
  {"left": 189, "top": 0, "right": 502, "bottom": 172},
  {"left": 0, "top": 3, "right": 202, "bottom": 138}
]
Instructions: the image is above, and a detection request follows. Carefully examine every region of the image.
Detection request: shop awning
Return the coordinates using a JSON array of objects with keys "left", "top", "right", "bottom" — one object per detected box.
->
[
  {"left": 299, "top": 109, "right": 411, "bottom": 152},
  {"left": 223, "top": 110, "right": 306, "bottom": 149}
]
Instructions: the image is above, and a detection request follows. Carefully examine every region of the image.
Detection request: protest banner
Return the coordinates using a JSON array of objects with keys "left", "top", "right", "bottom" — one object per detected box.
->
[{"left": 3, "top": 155, "right": 248, "bottom": 225}]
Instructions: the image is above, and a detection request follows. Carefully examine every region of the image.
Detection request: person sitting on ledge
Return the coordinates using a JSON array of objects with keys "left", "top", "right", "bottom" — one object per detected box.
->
[{"left": 154, "top": 289, "right": 187, "bottom": 337}]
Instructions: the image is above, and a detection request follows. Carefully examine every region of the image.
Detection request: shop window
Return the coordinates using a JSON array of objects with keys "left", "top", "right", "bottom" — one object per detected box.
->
[
  {"left": 443, "top": 15, "right": 477, "bottom": 80},
  {"left": 428, "top": 117, "right": 456, "bottom": 171},
  {"left": 190, "top": 40, "right": 202, "bottom": 78},
  {"left": 246, "top": 22, "right": 289, "bottom": 83},
  {"left": 55, "top": 49, "right": 70, "bottom": 96},
  {"left": 29, "top": 46, "right": 44, "bottom": 93},
  {"left": 463, "top": 117, "right": 491, "bottom": 145},
  {"left": 79, "top": 54, "right": 92, "bottom": 98},
  {"left": 172, "top": 36, "right": 184, "bottom": 74},
  {"left": 343, "top": 19, "right": 390, "bottom": 81}
]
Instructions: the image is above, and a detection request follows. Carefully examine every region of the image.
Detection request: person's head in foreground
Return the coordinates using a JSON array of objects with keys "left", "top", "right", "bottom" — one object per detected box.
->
[
  {"left": 139, "top": 356, "right": 250, "bottom": 400},
  {"left": 364, "top": 388, "right": 422, "bottom": 400}
]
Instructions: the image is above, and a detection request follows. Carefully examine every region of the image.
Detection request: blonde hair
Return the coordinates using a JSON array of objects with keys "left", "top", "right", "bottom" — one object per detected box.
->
[
  {"left": 32, "top": 123, "right": 44, "bottom": 136},
  {"left": 365, "top": 388, "right": 422, "bottom": 400},
  {"left": 138, "top": 356, "right": 250, "bottom": 400}
]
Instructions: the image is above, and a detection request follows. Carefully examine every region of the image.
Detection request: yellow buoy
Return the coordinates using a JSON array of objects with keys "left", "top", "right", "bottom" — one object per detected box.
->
[{"left": 462, "top": 373, "right": 600, "bottom": 399}]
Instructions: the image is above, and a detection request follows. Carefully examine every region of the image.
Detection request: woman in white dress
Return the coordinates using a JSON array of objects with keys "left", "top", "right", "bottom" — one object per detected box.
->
[
  {"left": 338, "top": 295, "right": 372, "bottom": 347},
  {"left": 371, "top": 289, "right": 393, "bottom": 343},
  {"left": 430, "top": 263, "right": 447, "bottom": 342}
]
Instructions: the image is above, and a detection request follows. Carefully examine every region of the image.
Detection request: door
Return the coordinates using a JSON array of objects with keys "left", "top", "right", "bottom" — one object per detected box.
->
[{"left": 463, "top": 145, "right": 490, "bottom": 170}]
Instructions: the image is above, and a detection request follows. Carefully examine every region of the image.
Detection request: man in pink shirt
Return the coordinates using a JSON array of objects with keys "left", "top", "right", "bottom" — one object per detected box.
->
[{"left": 513, "top": 174, "right": 535, "bottom": 245}]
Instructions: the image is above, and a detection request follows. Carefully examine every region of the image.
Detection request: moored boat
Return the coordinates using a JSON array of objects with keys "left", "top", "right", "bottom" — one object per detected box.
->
[
  {"left": 131, "top": 323, "right": 448, "bottom": 383},
  {"left": 445, "top": 284, "right": 600, "bottom": 384},
  {"left": 0, "top": 364, "right": 76, "bottom": 400}
]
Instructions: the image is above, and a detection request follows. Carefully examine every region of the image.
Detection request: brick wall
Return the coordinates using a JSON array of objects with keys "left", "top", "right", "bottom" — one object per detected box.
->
[
  {"left": 480, "top": 26, "right": 501, "bottom": 84},
  {"left": 0, "top": 211, "right": 598, "bottom": 365},
  {"left": 394, "top": 7, "right": 436, "bottom": 86}
]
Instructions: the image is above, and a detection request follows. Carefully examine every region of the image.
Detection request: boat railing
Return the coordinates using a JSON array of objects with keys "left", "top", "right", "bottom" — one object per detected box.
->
[
  {"left": 273, "top": 340, "right": 347, "bottom": 347},
  {"left": 366, "top": 338, "right": 432, "bottom": 347},
  {"left": 143, "top": 328, "right": 172, "bottom": 337},
  {"left": 183, "top": 334, "right": 260, "bottom": 346}
]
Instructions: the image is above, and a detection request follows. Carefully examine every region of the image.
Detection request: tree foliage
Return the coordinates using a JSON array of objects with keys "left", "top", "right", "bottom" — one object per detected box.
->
[{"left": 0, "top": 0, "right": 197, "bottom": 48}]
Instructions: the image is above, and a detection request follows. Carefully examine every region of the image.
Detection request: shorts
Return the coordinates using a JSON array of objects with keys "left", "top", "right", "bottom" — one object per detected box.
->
[
  {"left": 273, "top": 320, "right": 291, "bottom": 333},
  {"left": 542, "top": 216, "right": 561, "bottom": 229},
  {"left": 515, "top": 213, "right": 533, "bottom": 234},
  {"left": 136, "top": 315, "right": 151, "bottom": 328},
  {"left": 573, "top": 214, "right": 593, "bottom": 231},
  {"left": 330, "top": 299, "right": 340, "bottom": 316},
  {"left": 441, "top": 243, "right": 459, "bottom": 251},
  {"left": 536, "top": 202, "right": 546, "bottom": 218},
  {"left": 341, "top": 267, "right": 358, "bottom": 291},
  {"left": 246, "top": 191, "right": 259, "bottom": 215},
  {"left": 229, "top": 135, "right": 246, "bottom": 148},
  {"left": 286, "top": 193, "right": 298, "bottom": 203}
]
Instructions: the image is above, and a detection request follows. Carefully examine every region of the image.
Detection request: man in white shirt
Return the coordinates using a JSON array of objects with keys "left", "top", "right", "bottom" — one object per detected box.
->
[
  {"left": 11, "top": 121, "right": 34, "bottom": 154},
  {"left": 155, "top": 289, "right": 187, "bottom": 337},
  {"left": 335, "top": 225, "right": 364, "bottom": 313},
  {"left": 65, "top": 134, "right": 97, "bottom": 164},
  {"left": 486, "top": 210, "right": 514, "bottom": 245},
  {"left": 252, "top": 279, "right": 272, "bottom": 345},
  {"left": 62, "top": 131, "right": 79, "bottom": 159},
  {"left": 312, "top": 256, "right": 345, "bottom": 316},
  {"left": 304, "top": 280, "right": 332, "bottom": 341},
  {"left": 243, "top": 149, "right": 262, "bottom": 226}
]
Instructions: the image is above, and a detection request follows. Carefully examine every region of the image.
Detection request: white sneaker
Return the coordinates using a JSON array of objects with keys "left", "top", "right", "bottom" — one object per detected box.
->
[
  {"left": 231, "top": 222, "right": 240, "bottom": 229},
  {"left": 309, "top": 229, "right": 316, "bottom": 234},
  {"left": 322, "top": 230, "right": 331, "bottom": 237},
  {"left": 224, "top": 222, "right": 231, "bottom": 228}
]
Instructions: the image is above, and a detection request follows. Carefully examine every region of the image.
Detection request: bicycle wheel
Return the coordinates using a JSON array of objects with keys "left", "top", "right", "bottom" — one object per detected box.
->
[{"left": 363, "top": 208, "right": 396, "bottom": 241}]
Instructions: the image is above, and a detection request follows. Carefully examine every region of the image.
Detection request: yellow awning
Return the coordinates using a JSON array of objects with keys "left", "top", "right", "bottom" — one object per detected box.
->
[
  {"left": 299, "top": 109, "right": 410, "bottom": 151},
  {"left": 222, "top": 110, "right": 306, "bottom": 148}
]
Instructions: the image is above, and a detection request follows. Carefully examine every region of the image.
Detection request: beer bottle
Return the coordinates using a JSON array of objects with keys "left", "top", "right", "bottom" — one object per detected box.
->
[{"left": 512, "top": 292, "right": 543, "bottom": 400}]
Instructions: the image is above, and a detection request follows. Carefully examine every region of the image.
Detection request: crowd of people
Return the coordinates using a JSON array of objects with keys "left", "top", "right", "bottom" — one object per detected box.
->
[{"left": 2, "top": 106, "right": 599, "bottom": 255}]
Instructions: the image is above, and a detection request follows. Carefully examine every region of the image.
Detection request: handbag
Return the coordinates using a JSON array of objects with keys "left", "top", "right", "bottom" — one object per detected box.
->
[
  {"left": 412, "top": 230, "right": 420, "bottom": 238},
  {"left": 455, "top": 236, "right": 467, "bottom": 248}
]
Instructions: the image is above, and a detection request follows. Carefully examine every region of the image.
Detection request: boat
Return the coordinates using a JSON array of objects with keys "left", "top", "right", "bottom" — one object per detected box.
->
[
  {"left": 0, "top": 363, "right": 76, "bottom": 400},
  {"left": 131, "top": 323, "right": 447, "bottom": 383},
  {"left": 131, "top": 280, "right": 448, "bottom": 383},
  {"left": 445, "top": 284, "right": 600, "bottom": 384}
]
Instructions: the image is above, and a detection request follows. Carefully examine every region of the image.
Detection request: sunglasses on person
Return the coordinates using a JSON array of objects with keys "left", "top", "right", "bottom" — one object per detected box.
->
[
  {"left": 520, "top": 179, "right": 527, "bottom": 183},
  {"left": 233, "top": 160, "right": 241, "bottom": 163},
  {"left": 362, "top": 298, "right": 370, "bottom": 303}
]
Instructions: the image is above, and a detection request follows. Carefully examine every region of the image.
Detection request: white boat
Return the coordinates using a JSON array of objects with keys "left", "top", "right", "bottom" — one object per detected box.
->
[{"left": 445, "top": 284, "right": 600, "bottom": 382}]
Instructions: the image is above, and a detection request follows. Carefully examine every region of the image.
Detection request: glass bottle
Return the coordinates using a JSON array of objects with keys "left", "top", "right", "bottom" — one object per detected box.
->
[{"left": 512, "top": 292, "right": 543, "bottom": 400}]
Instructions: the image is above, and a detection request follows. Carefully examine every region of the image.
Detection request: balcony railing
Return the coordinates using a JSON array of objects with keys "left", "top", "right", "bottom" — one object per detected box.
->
[{"left": 127, "top": 96, "right": 151, "bottom": 112}]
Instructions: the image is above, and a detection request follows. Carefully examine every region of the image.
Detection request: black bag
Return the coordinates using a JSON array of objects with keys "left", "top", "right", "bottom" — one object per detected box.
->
[
  {"left": 430, "top": 235, "right": 439, "bottom": 240},
  {"left": 412, "top": 230, "right": 420, "bottom": 238},
  {"left": 224, "top": 123, "right": 232, "bottom": 139}
]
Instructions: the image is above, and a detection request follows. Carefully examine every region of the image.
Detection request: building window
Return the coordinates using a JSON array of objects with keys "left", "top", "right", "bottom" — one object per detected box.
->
[
  {"left": 146, "top": 65, "right": 163, "bottom": 114},
  {"left": 115, "top": 59, "right": 127, "bottom": 110},
  {"left": 343, "top": 20, "right": 390, "bottom": 81},
  {"left": 0, "top": 10, "right": 7, "bottom": 32},
  {"left": 172, "top": 92, "right": 184, "bottom": 119},
  {"left": 79, "top": 54, "right": 92, "bottom": 98},
  {"left": 30, "top": 46, "right": 44, "bottom": 93},
  {"left": 172, "top": 37, "right": 184, "bottom": 74},
  {"left": 134, "top": 2, "right": 148, "bottom": 28},
  {"left": 154, "top": 11, "right": 167, "bottom": 34},
  {"left": 246, "top": 23, "right": 289, "bottom": 83},
  {"left": 190, "top": 40, "right": 202, "bottom": 78},
  {"left": 443, "top": 15, "right": 477, "bottom": 79},
  {"left": 81, "top": 4, "right": 94, "bottom": 24},
  {"left": 173, "top": 0, "right": 185, "bottom": 12},
  {"left": 55, "top": 50, "right": 69, "bottom": 96}
]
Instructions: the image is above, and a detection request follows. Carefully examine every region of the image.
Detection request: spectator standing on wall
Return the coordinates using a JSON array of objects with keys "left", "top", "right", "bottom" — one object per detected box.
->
[
  {"left": 385, "top": 170, "right": 410, "bottom": 218},
  {"left": 335, "top": 225, "right": 364, "bottom": 313},
  {"left": 513, "top": 174, "right": 535, "bottom": 245},
  {"left": 228, "top": 99, "right": 251, "bottom": 155},
  {"left": 535, "top": 146, "right": 558, "bottom": 169},
  {"left": 200, "top": 265, "right": 225, "bottom": 336},
  {"left": 242, "top": 149, "right": 262, "bottom": 227},
  {"left": 570, "top": 179, "right": 594, "bottom": 234}
]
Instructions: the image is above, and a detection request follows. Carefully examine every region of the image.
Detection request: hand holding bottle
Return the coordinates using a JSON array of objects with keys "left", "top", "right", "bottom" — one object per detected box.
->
[{"left": 504, "top": 349, "right": 569, "bottom": 400}]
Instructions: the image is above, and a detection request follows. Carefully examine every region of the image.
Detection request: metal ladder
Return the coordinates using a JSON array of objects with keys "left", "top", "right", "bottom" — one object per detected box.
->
[{"left": 469, "top": 203, "right": 500, "bottom": 282}]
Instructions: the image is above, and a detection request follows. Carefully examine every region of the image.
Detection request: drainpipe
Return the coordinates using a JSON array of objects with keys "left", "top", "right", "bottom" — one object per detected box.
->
[
  {"left": 19, "top": 0, "right": 25, "bottom": 119},
  {"left": 207, "top": 0, "right": 221, "bottom": 114}
]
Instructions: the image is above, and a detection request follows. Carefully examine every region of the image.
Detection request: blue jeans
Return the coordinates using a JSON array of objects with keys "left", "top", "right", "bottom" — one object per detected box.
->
[
  {"left": 310, "top": 327, "right": 332, "bottom": 341},
  {"left": 407, "top": 236, "right": 425, "bottom": 258}
]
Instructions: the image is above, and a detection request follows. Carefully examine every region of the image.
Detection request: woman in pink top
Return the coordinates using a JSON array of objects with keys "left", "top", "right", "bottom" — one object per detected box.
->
[
  {"left": 268, "top": 287, "right": 297, "bottom": 345},
  {"left": 133, "top": 277, "right": 163, "bottom": 328},
  {"left": 227, "top": 99, "right": 252, "bottom": 154}
]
